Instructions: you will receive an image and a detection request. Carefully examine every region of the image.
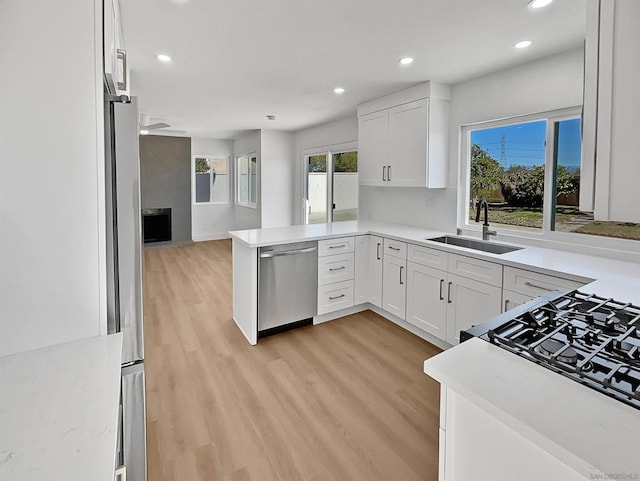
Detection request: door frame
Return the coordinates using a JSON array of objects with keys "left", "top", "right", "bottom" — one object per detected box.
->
[{"left": 301, "top": 141, "right": 358, "bottom": 225}]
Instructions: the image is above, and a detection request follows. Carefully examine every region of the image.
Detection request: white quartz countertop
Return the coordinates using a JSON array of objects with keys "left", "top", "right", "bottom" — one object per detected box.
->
[
  {"left": 229, "top": 220, "right": 640, "bottom": 304},
  {"left": 0, "top": 334, "right": 123, "bottom": 481},
  {"left": 424, "top": 337, "right": 640, "bottom": 478}
]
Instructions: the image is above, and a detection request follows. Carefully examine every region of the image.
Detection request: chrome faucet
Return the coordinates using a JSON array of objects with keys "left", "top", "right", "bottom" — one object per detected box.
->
[{"left": 475, "top": 197, "right": 497, "bottom": 241}]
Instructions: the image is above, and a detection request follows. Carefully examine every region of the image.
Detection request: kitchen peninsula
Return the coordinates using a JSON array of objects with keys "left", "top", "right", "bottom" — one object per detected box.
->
[{"left": 229, "top": 220, "right": 640, "bottom": 345}]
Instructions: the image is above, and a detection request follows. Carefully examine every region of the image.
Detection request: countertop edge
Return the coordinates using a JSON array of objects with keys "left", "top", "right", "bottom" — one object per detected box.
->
[{"left": 423, "top": 338, "right": 640, "bottom": 477}]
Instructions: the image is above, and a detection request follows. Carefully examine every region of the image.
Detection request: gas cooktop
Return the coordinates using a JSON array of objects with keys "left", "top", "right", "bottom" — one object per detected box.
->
[{"left": 462, "top": 290, "right": 640, "bottom": 410}]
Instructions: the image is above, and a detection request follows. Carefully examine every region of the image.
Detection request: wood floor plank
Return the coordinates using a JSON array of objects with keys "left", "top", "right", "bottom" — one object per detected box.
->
[{"left": 143, "top": 239, "right": 441, "bottom": 481}]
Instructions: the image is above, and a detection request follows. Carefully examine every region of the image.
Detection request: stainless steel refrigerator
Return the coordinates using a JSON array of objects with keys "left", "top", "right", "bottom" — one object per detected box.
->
[{"left": 105, "top": 93, "right": 147, "bottom": 481}]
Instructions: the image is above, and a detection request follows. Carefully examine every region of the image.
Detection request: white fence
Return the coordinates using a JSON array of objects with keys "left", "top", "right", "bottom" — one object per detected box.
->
[{"left": 308, "top": 172, "right": 358, "bottom": 216}]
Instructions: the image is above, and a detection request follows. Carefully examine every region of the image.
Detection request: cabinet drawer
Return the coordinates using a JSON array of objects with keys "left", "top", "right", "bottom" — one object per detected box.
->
[
  {"left": 447, "top": 254, "right": 502, "bottom": 287},
  {"left": 318, "top": 253, "right": 354, "bottom": 286},
  {"left": 317, "top": 280, "right": 354, "bottom": 315},
  {"left": 318, "top": 237, "right": 354, "bottom": 257},
  {"left": 503, "top": 266, "right": 585, "bottom": 297},
  {"left": 407, "top": 244, "right": 447, "bottom": 270},
  {"left": 383, "top": 238, "right": 407, "bottom": 259}
]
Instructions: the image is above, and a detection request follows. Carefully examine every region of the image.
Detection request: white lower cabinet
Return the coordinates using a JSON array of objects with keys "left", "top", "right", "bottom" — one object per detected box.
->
[
  {"left": 382, "top": 254, "right": 407, "bottom": 319},
  {"left": 354, "top": 235, "right": 383, "bottom": 307},
  {"left": 406, "top": 261, "right": 502, "bottom": 345},
  {"left": 317, "top": 236, "right": 355, "bottom": 315},
  {"left": 502, "top": 289, "right": 536, "bottom": 312},
  {"left": 405, "top": 245, "right": 503, "bottom": 345},
  {"left": 406, "top": 262, "right": 447, "bottom": 338},
  {"left": 317, "top": 280, "right": 354, "bottom": 315},
  {"left": 439, "top": 388, "right": 586, "bottom": 481},
  {"left": 501, "top": 266, "right": 587, "bottom": 313},
  {"left": 445, "top": 273, "right": 502, "bottom": 345}
]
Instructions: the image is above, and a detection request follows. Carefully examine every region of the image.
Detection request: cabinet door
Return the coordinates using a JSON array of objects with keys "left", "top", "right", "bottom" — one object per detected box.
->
[
  {"left": 446, "top": 273, "right": 501, "bottom": 345},
  {"left": 370, "top": 236, "right": 383, "bottom": 308},
  {"left": 502, "top": 289, "right": 534, "bottom": 313},
  {"left": 406, "top": 262, "right": 447, "bottom": 339},
  {"left": 388, "top": 99, "right": 428, "bottom": 187},
  {"left": 354, "top": 235, "right": 383, "bottom": 307},
  {"left": 358, "top": 110, "right": 389, "bottom": 186},
  {"left": 354, "top": 235, "right": 371, "bottom": 304},
  {"left": 382, "top": 254, "right": 407, "bottom": 319}
]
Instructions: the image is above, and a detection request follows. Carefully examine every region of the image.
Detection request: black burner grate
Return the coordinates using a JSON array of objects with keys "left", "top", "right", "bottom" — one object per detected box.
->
[{"left": 481, "top": 291, "right": 640, "bottom": 410}]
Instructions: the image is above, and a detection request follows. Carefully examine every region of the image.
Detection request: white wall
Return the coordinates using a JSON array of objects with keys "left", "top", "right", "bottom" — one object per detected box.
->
[
  {"left": 260, "top": 130, "right": 295, "bottom": 228},
  {"left": 359, "top": 48, "right": 585, "bottom": 232},
  {"left": 0, "top": 0, "right": 104, "bottom": 356},
  {"left": 293, "top": 116, "right": 358, "bottom": 224},
  {"left": 191, "top": 138, "right": 235, "bottom": 240},
  {"left": 233, "top": 130, "right": 262, "bottom": 230}
]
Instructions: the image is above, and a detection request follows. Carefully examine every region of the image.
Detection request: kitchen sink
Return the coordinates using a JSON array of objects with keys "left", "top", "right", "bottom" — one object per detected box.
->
[{"left": 426, "top": 235, "right": 523, "bottom": 255}]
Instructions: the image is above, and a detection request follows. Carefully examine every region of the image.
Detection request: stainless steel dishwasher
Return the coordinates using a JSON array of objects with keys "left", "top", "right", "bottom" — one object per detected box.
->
[{"left": 258, "top": 241, "right": 318, "bottom": 336}]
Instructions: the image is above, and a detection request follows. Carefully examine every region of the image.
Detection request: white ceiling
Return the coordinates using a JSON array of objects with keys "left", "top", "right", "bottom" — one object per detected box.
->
[{"left": 120, "top": 0, "right": 587, "bottom": 139}]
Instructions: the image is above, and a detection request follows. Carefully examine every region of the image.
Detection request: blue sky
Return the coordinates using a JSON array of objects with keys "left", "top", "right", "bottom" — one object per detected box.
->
[{"left": 471, "top": 118, "right": 581, "bottom": 169}]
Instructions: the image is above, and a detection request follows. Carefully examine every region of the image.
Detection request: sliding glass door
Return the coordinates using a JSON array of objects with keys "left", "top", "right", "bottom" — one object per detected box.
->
[{"left": 305, "top": 149, "right": 358, "bottom": 224}]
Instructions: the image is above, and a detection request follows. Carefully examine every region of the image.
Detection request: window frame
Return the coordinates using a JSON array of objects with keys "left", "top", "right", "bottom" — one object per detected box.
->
[
  {"left": 191, "top": 154, "right": 230, "bottom": 205},
  {"left": 301, "top": 141, "right": 358, "bottom": 225},
  {"left": 458, "top": 106, "right": 583, "bottom": 237},
  {"left": 236, "top": 152, "right": 258, "bottom": 208}
]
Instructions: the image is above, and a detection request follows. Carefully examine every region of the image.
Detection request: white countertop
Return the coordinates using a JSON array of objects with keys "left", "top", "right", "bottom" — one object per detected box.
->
[
  {"left": 0, "top": 334, "right": 123, "bottom": 481},
  {"left": 424, "top": 337, "right": 640, "bottom": 477},
  {"left": 229, "top": 220, "right": 640, "bottom": 305}
]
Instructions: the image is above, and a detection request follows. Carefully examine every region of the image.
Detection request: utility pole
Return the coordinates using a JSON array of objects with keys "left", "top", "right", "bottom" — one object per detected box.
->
[{"left": 500, "top": 134, "right": 507, "bottom": 166}]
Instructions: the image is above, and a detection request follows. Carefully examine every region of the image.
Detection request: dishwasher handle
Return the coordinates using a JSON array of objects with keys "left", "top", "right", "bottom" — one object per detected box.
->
[{"left": 260, "top": 246, "right": 317, "bottom": 258}]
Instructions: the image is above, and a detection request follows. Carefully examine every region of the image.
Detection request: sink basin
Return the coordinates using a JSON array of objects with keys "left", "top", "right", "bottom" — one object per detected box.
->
[{"left": 426, "top": 235, "right": 523, "bottom": 255}]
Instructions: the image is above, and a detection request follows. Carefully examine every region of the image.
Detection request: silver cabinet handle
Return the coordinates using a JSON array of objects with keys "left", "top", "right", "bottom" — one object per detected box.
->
[
  {"left": 400, "top": 265, "right": 404, "bottom": 285},
  {"left": 116, "top": 49, "right": 127, "bottom": 91},
  {"left": 329, "top": 266, "right": 346, "bottom": 271},
  {"left": 376, "top": 243, "right": 381, "bottom": 260},
  {"left": 329, "top": 244, "right": 347, "bottom": 249},
  {"left": 115, "top": 466, "right": 127, "bottom": 481},
  {"left": 260, "top": 246, "right": 317, "bottom": 258},
  {"left": 329, "top": 294, "right": 346, "bottom": 300},
  {"left": 447, "top": 281, "right": 453, "bottom": 304},
  {"left": 382, "top": 166, "right": 387, "bottom": 181},
  {"left": 523, "top": 281, "right": 554, "bottom": 292},
  {"left": 388, "top": 246, "right": 401, "bottom": 251},
  {"left": 439, "top": 279, "right": 444, "bottom": 300},
  {"left": 504, "top": 299, "right": 510, "bottom": 311},
  {"left": 388, "top": 165, "right": 392, "bottom": 181}
]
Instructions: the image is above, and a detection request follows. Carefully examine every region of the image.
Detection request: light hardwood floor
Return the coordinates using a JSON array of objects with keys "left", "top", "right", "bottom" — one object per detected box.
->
[{"left": 144, "top": 239, "right": 442, "bottom": 481}]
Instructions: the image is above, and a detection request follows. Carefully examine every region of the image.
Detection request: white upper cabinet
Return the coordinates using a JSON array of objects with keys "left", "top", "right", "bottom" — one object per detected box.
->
[
  {"left": 357, "top": 81, "right": 450, "bottom": 188},
  {"left": 358, "top": 111, "right": 389, "bottom": 186}
]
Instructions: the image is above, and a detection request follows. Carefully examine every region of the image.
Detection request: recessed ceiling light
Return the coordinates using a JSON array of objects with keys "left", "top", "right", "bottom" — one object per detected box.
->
[
  {"left": 140, "top": 129, "right": 149, "bottom": 135},
  {"left": 399, "top": 57, "right": 414, "bottom": 65},
  {"left": 334, "top": 87, "right": 345, "bottom": 95},
  {"left": 156, "top": 54, "right": 172, "bottom": 62},
  {"left": 514, "top": 40, "right": 532, "bottom": 49},
  {"left": 528, "top": 0, "right": 553, "bottom": 8}
]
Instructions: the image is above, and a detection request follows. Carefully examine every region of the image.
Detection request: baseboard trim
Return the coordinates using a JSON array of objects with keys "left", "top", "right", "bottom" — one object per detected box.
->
[
  {"left": 193, "top": 233, "right": 231, "bottom": 242},
  {"left": 313, "top": 304, "right": 368, "bottom": 324}
]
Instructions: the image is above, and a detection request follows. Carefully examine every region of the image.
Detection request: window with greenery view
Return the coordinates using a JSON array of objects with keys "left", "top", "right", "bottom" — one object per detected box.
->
[
  {"left": 193, "top": 155, "right": 228, "bottom": 204},
  {"left": 237, "top": 153, "right": 257, "bottom": 207},
  {"left": 464, "top": 112, "right": 640, "bottom": 241}
]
